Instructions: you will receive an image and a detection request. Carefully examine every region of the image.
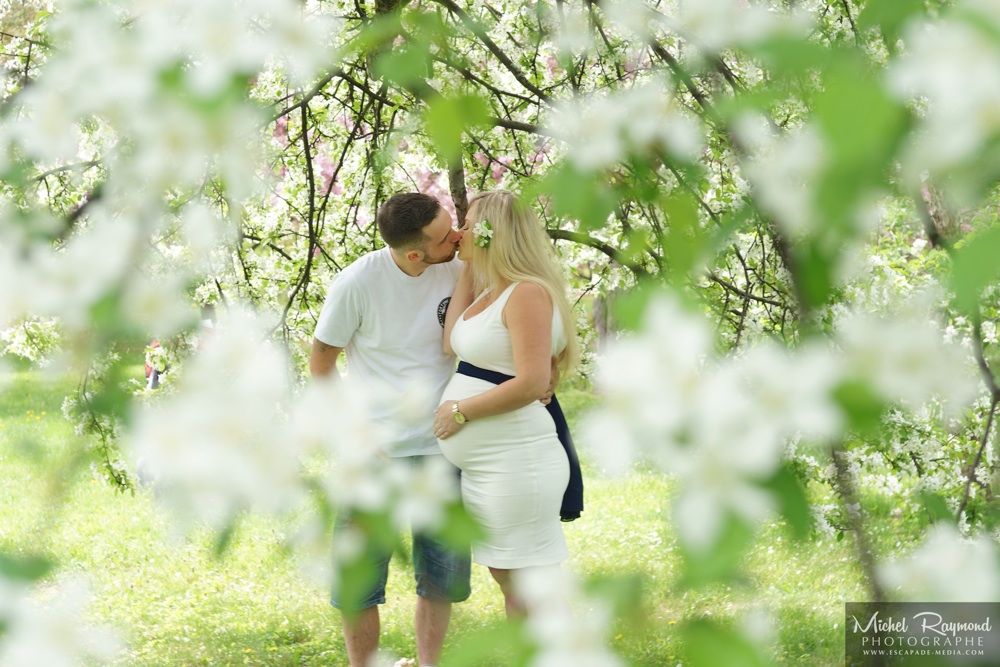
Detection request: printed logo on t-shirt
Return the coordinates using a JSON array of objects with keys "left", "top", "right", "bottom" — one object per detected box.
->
[{"left": 437, "top": 297, "right": 450, "bottom": 327}]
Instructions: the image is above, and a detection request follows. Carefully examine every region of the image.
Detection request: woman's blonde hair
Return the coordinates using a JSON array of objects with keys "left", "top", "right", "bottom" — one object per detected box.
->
[{"left": 466, "top": 190, "right": 579, "bottom": 376}]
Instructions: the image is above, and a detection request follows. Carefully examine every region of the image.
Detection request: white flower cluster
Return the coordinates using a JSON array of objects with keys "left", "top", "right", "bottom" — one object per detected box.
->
[
  {"left": 835, "top": 308, "right": 979, "bottom": 416},
  {"left": 669, "top": 0, "right": 794, "bottom": 53},
  {"left": 735, "top": 117, "right": 828, "bottom": 239},
  {"left": 514, "top": 567, "right": 624, "bottom": 667},
  {"left": 127, "top": 309, "right": 303, "bottom": 530},
  {"left": 0, "top": 576, "right": 120, "bottom": 667},
  {"left": 583, "top": 294, "right": 978, "bottom": 551},
  {"left": 889, "top": 0, "right": 1000, "bottom": 178},
  {"left": 127, "top": 307, "right": 459, "bottom": 539},
  {"left": 879, "top": 524, "right": 1000, "bottom": 602},
  {"left": 600, "top": 0, "right": 807, "bottom": 53},
  {"left": 0, "top": 0, "right": 333, "bottom": 337},
  {"left": 546, "top": 79, "right": 703, "bottom": 172}
]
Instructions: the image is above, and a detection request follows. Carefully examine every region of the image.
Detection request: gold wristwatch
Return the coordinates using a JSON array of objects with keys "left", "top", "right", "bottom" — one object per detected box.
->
[{"left": 451, "top": 401, "right": 468, "bottom": 424}]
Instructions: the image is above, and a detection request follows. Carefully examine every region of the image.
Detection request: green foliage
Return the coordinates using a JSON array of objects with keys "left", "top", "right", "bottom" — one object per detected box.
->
[
  {"left": 424, "top": 93, "right": 490, "bottom": 162},
  {"left": 950, "top": 225, "right": 1000, "bottom": 314},
  {"left": 683, "top": 619, "right": 772, "bottom": 667}
]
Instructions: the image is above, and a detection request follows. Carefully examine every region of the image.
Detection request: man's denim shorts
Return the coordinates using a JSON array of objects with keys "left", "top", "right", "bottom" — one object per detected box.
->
[{"left": 330, "top": 455, "right": 472, "bottom": 610}]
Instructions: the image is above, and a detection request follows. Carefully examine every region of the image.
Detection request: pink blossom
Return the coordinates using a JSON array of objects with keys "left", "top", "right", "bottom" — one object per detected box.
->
[
  {"left": 273, "top": 116, "right": 290, "bottom": 148},
  {"left": 491, "top": 156, "right": 513, "bottom": 184},
  {"left": 473, "top": 152, "right": 490, "bottom": 167},
  {"left": 336, "top": 114, "right": 355, "bottom": 133},
  {"left": 414, "top": 169, "right": 466, "bottom": 221},
  {"left": 316, "top": 155, "right": 342, "bottom": 196},
  {"left": 531, "top": 141, "right": 551, "bottom": 166},
  {"left": 623, "top": 52, "right": 652, "bottom": 80},
  {"left": 545, "top": 54, "right": 563, "bottom": 79}
]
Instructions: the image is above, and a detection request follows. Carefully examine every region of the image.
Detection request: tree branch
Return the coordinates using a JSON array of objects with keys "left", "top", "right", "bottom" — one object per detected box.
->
[
  {"left": 431, "top": 0, "right": 553, "bottom": 104},
  {"left": 547, "top": 228, "right": 647, "bottom": 278}
]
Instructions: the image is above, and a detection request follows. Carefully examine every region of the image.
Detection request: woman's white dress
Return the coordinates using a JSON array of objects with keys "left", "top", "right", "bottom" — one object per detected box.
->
[{"left": 438, "top": 282, "right": 569, "bottom": 569}]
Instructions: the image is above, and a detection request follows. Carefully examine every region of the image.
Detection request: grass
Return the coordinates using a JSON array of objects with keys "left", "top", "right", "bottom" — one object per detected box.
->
[{"left": 0, "top": 369, "right": 881, "bottom": 665}]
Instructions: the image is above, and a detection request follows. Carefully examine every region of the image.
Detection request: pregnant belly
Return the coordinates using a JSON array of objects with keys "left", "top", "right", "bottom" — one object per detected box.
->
[{"left": 437, "top": 374, "right": 557, "bottom": 471}]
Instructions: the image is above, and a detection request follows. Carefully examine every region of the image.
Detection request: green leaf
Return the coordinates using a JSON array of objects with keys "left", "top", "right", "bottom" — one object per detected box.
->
[
  {"left": 796, "top": 239, "right": 837, "bottom": 312},
  {"left": 761, "top": 464, "right": 814, "bottom": 539},
  {"left": 661, "top": 190, "right": 704, "bottom": 284},
  {"left": 432, "top": 501, "right": 485, "bottom": 550},
  {"left": 749, "top": 37, "right": 837, "bottom": 76},
  {"left": 609, "top": 280, "right": 680, "bottom": 332},
  {"left": 529, "top": 162, "right": 617, "bottom": 231},
  {"left": 679, "top": 512, "right": 755, "bottom": 587},
  {"left": 371, "top": 41, "right": 433, "bottom": 89},
  {"left": 423, "top": 93, "right": 490, "bottom": 162},
  {"left": 683, "top": 619, "right": 771, "bottom": 667},
  {"left": 859, "top": 0, "right": 926, "bottom": 44},
  {"left": 584, "top": 573, "right": 645, "bottom": 620},
  {"left": 342, "top": 13, "right": 404, "bottom": 57},
  {"left": 443, "top": 620, "right": 533, "bottom": 667},
  {"left": 813, "top": 61, "right": 908, "bottom": 229},
  {"left": 0, "top": 554, "right": 54, "bottom": 583},
  {"left": 950, "top": 224, "right": 1000, "bottom": 313},
  {"left": 832, "top": 378, "right": 886, "bottom": 436},
  {"left": 917, "top": 490, "right": 953, "bottom": 524},
  {"left": 214, "top": 522, "right": 237, "bottom": 557}
]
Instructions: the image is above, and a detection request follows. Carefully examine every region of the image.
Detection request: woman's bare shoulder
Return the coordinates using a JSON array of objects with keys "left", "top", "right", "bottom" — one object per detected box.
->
[{"left": 506, "top": 281, "right": 552, "bottom": 317}]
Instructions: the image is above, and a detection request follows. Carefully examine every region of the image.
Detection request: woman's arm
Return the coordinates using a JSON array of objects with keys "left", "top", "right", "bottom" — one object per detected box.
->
[
  {"left": 434, "top": 282, "right": 552, "bottom": 437},
  {"left": 442, "top": 262, "right": 475, "bottom": 356}
]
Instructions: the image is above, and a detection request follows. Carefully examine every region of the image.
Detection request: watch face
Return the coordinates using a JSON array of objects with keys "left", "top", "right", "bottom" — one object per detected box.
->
[{"left": 453, "top": 411, "right": 467, "bottom": 424}]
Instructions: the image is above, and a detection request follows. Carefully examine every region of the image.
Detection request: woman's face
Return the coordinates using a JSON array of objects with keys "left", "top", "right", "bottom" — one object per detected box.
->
[{"left": 457, "top": 211, "right": 477, "bottom": 261}]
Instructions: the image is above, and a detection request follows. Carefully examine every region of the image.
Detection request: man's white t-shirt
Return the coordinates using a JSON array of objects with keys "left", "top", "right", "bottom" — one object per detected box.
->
[{"left": 314, "top": 248, "right": 462, "bottom": 457}]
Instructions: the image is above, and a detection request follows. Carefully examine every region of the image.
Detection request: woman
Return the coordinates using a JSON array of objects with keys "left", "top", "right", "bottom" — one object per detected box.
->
[{"left": 432, "top": 190, "right": 579, "bottom": 618}]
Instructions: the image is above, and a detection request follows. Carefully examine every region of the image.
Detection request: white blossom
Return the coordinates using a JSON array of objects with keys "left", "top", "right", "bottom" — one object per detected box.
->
[
  {"left": 549, "top": 2, "right": 595, "bottom": 56},
  {"left": 836, "top": 308, "right": 979, "bottom": 414},
  {"left": 738, "top": 121, "right": 826, "bottom": 239},
  {"left": 32, "top": 211, "right": 139, "bottom": 329},
  {"left": 0, "top": 577, "right": 120, "bottom": 667},
  {"left": 120, "top": 273, "right": 199, "bottom": 339},
  {"left": 671, "top": 0, "right": 791, "bottom": 52},
  {"left": 127, "top": 308, "right": 302, "bottom": 529},
  {"left": 879, "top": 524, "right": 1000, "bottom": 602},
  {"left": 890, "top": 6, "right": 1000, "bottom": 174},
  {"left": 388, "top": 456, "right": 460, "bottom": 533},
  {"left": 584, "top": 295, "right": 850, "bottom": 549},
  {"left": 514, "top": 567, "right": 624, "bottom": 667},
  {"left": 546, "top": 81, "right": 703, "bottom": 171},
  {"left": 600, "top": 0, "right": 668, "bottom": 43}
]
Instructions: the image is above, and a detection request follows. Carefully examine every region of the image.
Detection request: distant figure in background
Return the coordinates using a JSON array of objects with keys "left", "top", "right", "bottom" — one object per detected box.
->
[{"left": 144, "top": 340, "right": 165, "bottom": 390}]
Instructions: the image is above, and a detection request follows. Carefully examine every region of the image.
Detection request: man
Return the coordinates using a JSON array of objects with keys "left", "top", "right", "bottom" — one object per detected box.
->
[{"left": 310, "top": 192, "right": 469, "bottom": 667}]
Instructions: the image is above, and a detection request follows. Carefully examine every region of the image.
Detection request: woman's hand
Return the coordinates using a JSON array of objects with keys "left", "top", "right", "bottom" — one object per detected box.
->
[{"left": 434, "top": 401, "right": 465, "bottom": 440}]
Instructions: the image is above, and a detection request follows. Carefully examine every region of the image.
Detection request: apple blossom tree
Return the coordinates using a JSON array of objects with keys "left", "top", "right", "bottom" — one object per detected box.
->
[{"left": 2, "top": 0, "right": 1000, "bottom": 663}]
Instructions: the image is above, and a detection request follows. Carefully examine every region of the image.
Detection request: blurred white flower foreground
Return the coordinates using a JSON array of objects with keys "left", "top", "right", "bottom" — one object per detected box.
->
[
  {"left": 0, "top": 577, "right": 119, "bottom": 667},
  {"left": 583, "top": 294, "right": 979, "bottom": 551}
]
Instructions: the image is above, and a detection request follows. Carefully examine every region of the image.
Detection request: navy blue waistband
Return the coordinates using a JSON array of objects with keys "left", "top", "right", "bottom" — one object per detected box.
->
[
  {"left": 454, "top": 360, "right": 583, "bottom": 522},
  {"left": 456, "top": 361, "right": 513, "bottom": 385}
]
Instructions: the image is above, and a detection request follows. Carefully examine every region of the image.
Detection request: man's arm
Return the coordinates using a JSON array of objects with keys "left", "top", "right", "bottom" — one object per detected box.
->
[{"left": 310, "top": 338, "right": 344, "bottom": 379}]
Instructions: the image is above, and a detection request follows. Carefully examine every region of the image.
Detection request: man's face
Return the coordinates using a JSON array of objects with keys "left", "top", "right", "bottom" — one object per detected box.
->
[{"left": 419, "top": 207, "right": 463, "bottom": 264}]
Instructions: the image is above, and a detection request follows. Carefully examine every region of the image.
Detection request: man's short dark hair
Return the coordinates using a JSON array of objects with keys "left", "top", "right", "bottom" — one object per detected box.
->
[{"left": 376, "top": 193, "right": 442, "bottom": 250}]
